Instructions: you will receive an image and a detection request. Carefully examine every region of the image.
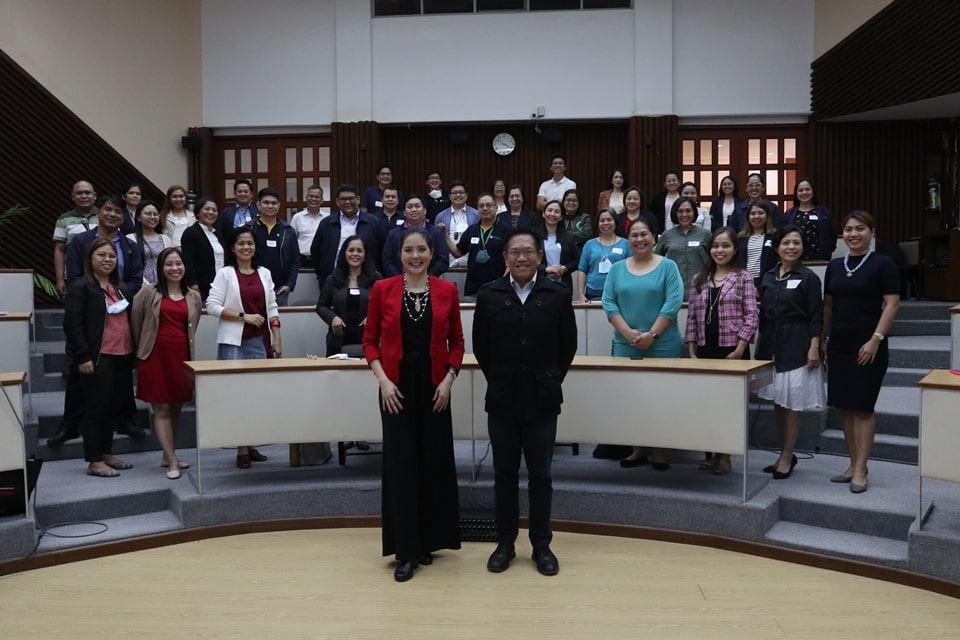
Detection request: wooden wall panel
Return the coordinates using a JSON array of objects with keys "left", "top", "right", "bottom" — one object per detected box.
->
[
  {"left": 812, "top": 0, "right": 960, "bottom": 119},
  {"left": 0, "top": 50, "right": 162, "bottom": 307},
  {"left": 629, "top": 115, "right": 681, "bottom": 208},
  {"left": 379, "top": 122, "right": 630, "bottom": 215},
  {"left": 813, "top": 120, "right": 940, "bottom": 243},
  {"left": 331, "top": 121, "right": 381, "bottom": 193}
]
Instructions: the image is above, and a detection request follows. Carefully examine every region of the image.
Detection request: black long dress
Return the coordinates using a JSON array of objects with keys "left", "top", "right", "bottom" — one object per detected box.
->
[{"left": 380, "top": 295, "right": 462, "bottom": 561}]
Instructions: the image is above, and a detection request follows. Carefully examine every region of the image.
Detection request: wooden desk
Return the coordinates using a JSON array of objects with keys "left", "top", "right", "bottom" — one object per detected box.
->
[
  {"left": 185, "top": 356, "right": 773, "bottom": 500},
  {"left": 917, "top": 369, "right": 960, "bottom": 527},
  {"left": 0, "top": 372, "right": 27, "bottom": 517},
  {"left": 192, "top": 302, "right": 688, "bottom": 360},
  {"left": 0, "top": 313, "right": 32, "bottom": 421}
]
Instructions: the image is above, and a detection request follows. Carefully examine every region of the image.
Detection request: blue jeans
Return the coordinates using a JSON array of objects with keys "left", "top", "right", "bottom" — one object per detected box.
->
[{"left": 217, "top": 337, "right": 267, "bottom": 360}]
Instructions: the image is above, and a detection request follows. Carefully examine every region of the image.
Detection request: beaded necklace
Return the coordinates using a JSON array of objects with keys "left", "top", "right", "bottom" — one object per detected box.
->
[
  {"left": 402, "top": 274, "right": 430, "bottom": 322},
  {"left": 843, "top": 250, "right": 873, "bottom": 277}
]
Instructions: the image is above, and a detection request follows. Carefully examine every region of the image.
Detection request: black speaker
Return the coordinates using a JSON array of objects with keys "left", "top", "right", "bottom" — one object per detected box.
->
[
  {"left": 0, "top": 457, "right": 42, "bottom": 516},
  {"left": 181, "top": 134, "right": 202, "bottom": 151},
  {"left": 541, "top": 127, "right": 563, "bottom": 144}
]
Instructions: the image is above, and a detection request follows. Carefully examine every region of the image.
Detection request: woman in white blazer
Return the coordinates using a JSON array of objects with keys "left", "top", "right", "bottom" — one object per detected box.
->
[{"left": 205, "top": 227, "right": 282, "bottom": 468}]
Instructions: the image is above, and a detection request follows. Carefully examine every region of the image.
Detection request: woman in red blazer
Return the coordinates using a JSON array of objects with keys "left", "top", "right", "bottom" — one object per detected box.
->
[{"left": 363, "top": 226, "right": 465, "bottom": 583}]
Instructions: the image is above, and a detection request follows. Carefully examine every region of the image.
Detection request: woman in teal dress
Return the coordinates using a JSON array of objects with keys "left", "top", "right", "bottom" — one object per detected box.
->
[{"left": 602, "top": 212, "right": 684, "bottom": 469}]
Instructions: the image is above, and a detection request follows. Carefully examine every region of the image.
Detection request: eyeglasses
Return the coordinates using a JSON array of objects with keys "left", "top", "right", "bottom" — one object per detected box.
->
[
  {"left": 563, "top": 198, "right": 579, "bottom": 203},
  {"left": 93, "top": 252, "right": 117, "bottom": 260},
  {"left": 506, "top": 249, "right": 538, "bottom": 258},
  {"left": 477, "top": 203, "right": 496, "bottom": 209}
]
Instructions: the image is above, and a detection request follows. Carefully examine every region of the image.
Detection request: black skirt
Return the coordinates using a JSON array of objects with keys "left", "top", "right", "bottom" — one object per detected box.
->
[{"left": 827, "top": 330, "right": 888, "bottom": 413}]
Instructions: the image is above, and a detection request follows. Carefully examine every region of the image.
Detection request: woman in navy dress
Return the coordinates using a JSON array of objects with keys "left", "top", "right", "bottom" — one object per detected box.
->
[{"left": 822, "top": 211, "right": 900, "bottom": 493}]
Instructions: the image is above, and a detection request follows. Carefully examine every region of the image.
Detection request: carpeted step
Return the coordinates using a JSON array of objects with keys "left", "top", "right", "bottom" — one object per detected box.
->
[
  {"left": 35, "top": 511, "right": 184, "bottom": 553},
  {"left": 887, "top": 336, "right": 950, "bottom": 369},
  {"left": 883, "top": 367, "right": 932, "bottom": 387},
  {"left": 888, "top": 319, "right": 950, "bottom": 336},
  {"left": 892, "top": 301, "right": 956, "bottom": 322},
  {"left": 765, "top": 521, "right": 908, "bottom": 566},
  {"left": 818, "top": 429, "right": 918, "bottom": 464},
  {"left": 777, "top": 495, "right": 913, "bottom": 541}
]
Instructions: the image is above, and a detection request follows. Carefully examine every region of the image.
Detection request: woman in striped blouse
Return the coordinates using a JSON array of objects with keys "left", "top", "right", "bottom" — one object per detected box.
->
[{"left": 738, "top": 199, "right": 778, "bottom": 289}]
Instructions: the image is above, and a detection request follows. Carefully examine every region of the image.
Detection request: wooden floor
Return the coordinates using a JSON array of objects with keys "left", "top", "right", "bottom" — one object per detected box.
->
[{"left": 3, "top": 528, "right": 959, "bottom": 639}]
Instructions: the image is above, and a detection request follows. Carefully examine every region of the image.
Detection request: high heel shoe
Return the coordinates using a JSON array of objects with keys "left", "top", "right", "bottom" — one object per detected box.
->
[
  {"left": 772, "top": 454, "right": 798, "bottom": 480},
  {"left": 248, "top": 448, "right": 268, "bottom": 462},
  {"left": 619, "top": 455, "right": 648, "bottom": 468},
  {"left": 236, "top": 453, "right": 251, "bottom": 469}
]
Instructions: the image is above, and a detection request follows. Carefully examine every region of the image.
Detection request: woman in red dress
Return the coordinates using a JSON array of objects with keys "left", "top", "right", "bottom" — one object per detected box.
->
[{"left": 131, "top": 247, "right": 203, "bottom": 479}]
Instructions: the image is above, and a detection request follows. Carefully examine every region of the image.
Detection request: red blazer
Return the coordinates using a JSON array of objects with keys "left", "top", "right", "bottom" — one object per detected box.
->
[{"left": 363, "top": 275, "right": 465, "bottom": 385}]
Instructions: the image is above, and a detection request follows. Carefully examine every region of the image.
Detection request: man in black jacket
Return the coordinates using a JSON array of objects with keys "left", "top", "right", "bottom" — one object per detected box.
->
[
  {"left": 250, "top": 187, "right": 300, "bottom": 306},
  {"left": 310, "top": 184, "right": 383, "bottom": 287},
  {"left": 473, "top": 228, "right": 578, "bottom": 576}
]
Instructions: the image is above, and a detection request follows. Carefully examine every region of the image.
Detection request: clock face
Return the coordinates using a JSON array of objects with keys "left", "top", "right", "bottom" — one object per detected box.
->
[{"left": 492, "top": 132, "right": 516, "bottom": 156}]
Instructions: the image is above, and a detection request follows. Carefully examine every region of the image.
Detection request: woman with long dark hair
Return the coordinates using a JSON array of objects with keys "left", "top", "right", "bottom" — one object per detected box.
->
[
  {"left": 126, "top": 200, "right": 172, "bottom": 286},
  {"left": 738, "top": 199, "right": 778, "bottom": 289},
  {"left": 685, "top": 228, "right": 759, "bottom": 474},
  {"left": 783, "top": 178, "right": 837, "bottom": 261},
  {"left": 597, "top": 169, "right": 627, "bottom": 215},
  {"left": 131, "top": 247, "right": 203, "bottom": 479},
  {"left": 538, "top": 199, "right": 580, "bottom": 289},
  {"left": 363, "top": 226, "right": 464, "bottom": 582},
  {"left": 709, "top": 175, "right": 744, "bottom": 231},
  {"left": 560, "top": 188, "right": 592, "bottom": 246},
  {"left": 161, "top": 184, "right": 196, "bottom": 247},
  {"left": 316, "top": 235, "right": 381, "bottom": 356}
]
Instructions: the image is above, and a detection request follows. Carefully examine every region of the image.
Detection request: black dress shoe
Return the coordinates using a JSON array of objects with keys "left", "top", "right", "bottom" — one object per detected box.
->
[
  {"left": 394, "top": 560, "right": 417, "bottom": 582},
  {"left": 117, "top": 421, "right": 146, "bottom": 438},
  {"left": 419, "top": 552, "right": 433, "bottom": 566},
  {"left": 46, "top": 428, "right": 79, "bottom": 447},
  {"left": 486, "top": 543, "right": 516, "bottom": 573},
  {"left": 532, "top": 546, "right": 559, "bottom": 576},
  {"left": 772, "top": 454, "right": 799, "bottom": 480},
  {"left": 619, "top": 455, "right": 648, "bottom": 468}
]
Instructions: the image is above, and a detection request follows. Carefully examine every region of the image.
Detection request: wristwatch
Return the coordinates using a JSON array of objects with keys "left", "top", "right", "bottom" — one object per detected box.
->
[
  {"left": 872, "top": 332, "right": 885, "bottom": 342},
  {"left": 238, "top": 312, "right": 245, "bottom": 320},
  {"left": 649, "top": 332, "right": 659, "bottom": 341}
]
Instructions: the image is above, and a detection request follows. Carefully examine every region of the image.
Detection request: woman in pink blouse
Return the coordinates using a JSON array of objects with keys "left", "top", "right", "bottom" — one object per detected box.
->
[{"left": 684, "top": 227, "right": 759, "bottom": 474}]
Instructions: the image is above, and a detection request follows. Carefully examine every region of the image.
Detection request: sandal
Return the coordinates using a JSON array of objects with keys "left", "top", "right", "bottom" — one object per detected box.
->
[
  {"left": 713, "top": 459, "right": 732, "bottom": 475},
  {"left": 103, "top": 458, "right": 133, "bottom": 470},
  {"left": 87, "top": 466, "right": 120, "bottom": 478}
]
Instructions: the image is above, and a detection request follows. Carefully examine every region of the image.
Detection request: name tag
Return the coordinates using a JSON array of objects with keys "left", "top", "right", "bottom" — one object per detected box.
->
[
  {"left": 266, "top": 239, "right": 277, "bottom": 248},
  {"left": 349, "top": 288, "right": 360, "bottom": 296},
  {"left": 687, "top": 240, "right": 700, "bottom": 247},
  {"left": 395, "top": 219, "right": 404, "bottom": 225},
  {"left": 375, "top": 200, "right": 383, "bottom": 208},
  {"left": 809, "top": 215, "right": 819, "bottom": 220},
  {"left": 786, "top": 279, "right": 801, "bottom": 290},
  {"left": 470, "top": 236, "right": 480, "bottom": 245},
  {"left": 611, "top": 247, "right": 624, "bottom": 255},
  {"left": 764, "top": 239, "right": 773, "bottom": 247}
]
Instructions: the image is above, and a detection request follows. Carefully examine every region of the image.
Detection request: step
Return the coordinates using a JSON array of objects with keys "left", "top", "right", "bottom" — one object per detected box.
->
[
  {"left": 778, "top": 495, "right": 913, "bottom": 541},
  {"left": 35, "top": 511, "right": 184, "bottom": 552},
  {"left": 889, "top": 319, "right": 951, "bottom": 336},
  {"left": 819, "top": 429, "right": 918, "bottom": 464},
  {"left": 893, "top": 301, "right": 956, "bottom": 322},
  {"left": 883, "top": 367, "right": 931, "bottom": 387},
  {"left": 765, "top": 521, "right": 909, "bottom": 566},
  {"left": 888, "top": 336, "right": 951, "bottom": 369},
  {"left": 34, "top": 309, "right": 65, "bottom": 342}
]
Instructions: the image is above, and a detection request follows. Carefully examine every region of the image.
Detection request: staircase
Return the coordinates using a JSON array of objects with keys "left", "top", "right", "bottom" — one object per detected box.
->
[
  {"left": 27, "top": 309, "right": 196, "bottom": 463},
  {"left": 757, "top": 300, "right": 953, "bottom": 567}
]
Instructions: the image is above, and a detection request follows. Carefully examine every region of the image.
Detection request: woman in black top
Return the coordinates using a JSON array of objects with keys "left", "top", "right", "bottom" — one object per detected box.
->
[
  {"left": 316, "top": 235, "right": 381, "bottom": 356},
  {"left": 822, "top": 211, "right": 900, "bottom": 493},
  {"left": 783, "top": 178, "right": 836, "bottom": 261},
  {"left": 501, "top": 185, "right": 538, "bottom": 231},
  {"left": 538, "top": 199, "right": 580, "bottom": 289},
  {"left": 180, "top": 197, "right": 225, "bottom": 301},
  {"left": 755, "top": 225, "right": 824, "bottom": 480}
]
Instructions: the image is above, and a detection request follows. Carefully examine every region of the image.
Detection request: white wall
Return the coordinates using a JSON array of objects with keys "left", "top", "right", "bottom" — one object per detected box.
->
[
  {"left": 200, "top": 0, "right": 816, "bottom": 127},
  {"left": 0, "top": 0, "right": 202, "bottom": 189},
  {"left": 672, "top": 0, "right": 814, "bottom": 118},
  {"left": 200, "top": 0, "right": 339, "bottom": 126}
]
